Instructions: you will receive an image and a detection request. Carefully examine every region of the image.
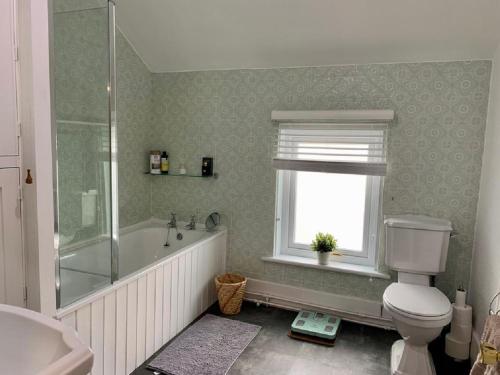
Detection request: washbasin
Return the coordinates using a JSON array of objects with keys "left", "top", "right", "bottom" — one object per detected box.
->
[{"left": 0, "top": 304, "right": 93, "bottom": 375}]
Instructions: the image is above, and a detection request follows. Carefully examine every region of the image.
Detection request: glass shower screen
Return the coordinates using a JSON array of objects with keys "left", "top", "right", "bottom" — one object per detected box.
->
[{"left": 52, "top": 0, "right": 117, "bottom": 307}]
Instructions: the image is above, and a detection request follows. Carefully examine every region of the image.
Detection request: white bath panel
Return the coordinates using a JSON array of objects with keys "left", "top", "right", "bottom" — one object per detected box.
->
[
  {"left": 126, "top": 281, "right": 138, "bottom": 373},
  {"left": 103, "top": 292, "right": 116, "bottom": 375},
  {"left": 60, "top": 311, "right": 76, "bottom": 330},
  {"left": 115, "top": 286, "right": 127, "bottom": 375},
  {"left": 184, "top": 251, "right": 192, "bottom": 327},
  {"left": 154, "top": 266, "right": 164, "bottom": 351},
  {"left": 76, "top": 305, "right": 91, "bottom": 348},
  {"left": 170, "top": 257, "right": 179, "bottom": 338},
  {"left": 162, "top": 261, "right": 172, "bottom": 343},
  {"left": 200, "top": 244, "right": 210, "bottom": 312},
  {"left": 136, "top": 276, "right": 147, "bottom": 367},
  {"left": 56, "top": 230, "right": 227, "bottom": 375},
  {"left": 91, "top": 299, "right": 104, "bottom": 375},
  {"left": 145, "top": 272, "right": 156, "bottom": 358},
  {"left": 177, "top": 254, "right": 186, "bottom": 334},
  {"left": 190, "top": 248, "right": 199, "bottom": 321}
]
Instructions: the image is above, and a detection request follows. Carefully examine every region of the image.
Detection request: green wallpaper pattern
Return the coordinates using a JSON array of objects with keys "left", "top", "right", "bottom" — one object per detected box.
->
[
  {"left": 149, "top": 61, "right": 491, "bottom": 301},
  {"left": 116, "top": 31, "right": 153, "bottom": 227}
]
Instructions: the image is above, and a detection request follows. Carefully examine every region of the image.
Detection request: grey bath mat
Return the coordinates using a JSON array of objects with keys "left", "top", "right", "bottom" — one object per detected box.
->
[{"left": 147, "top": 314, "right": 261, "bottom": 375}]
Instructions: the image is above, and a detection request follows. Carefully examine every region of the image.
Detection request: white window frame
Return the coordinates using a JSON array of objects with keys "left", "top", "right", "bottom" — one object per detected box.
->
[
  {"left": 271, "top": 110, "right": 393, "bottom": 269},
  {"left": 274, "top": 169, "right": 383, "bottom": 267}
]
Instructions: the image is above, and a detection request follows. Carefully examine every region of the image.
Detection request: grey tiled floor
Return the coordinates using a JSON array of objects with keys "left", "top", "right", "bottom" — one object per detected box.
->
[{"left": 132, "top": 302, "right": 470, "bottom": 375}]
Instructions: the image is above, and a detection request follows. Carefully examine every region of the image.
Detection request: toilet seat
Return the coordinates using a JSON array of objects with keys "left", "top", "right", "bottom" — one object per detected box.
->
[{"left": 383, "top": 283, "right": 452, "bottom": 328}]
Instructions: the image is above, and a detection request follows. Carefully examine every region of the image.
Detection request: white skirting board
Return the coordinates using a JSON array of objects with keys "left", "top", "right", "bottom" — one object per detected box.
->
[
  {"left": 244, "top": 278, "right": 394, "bottom": 329},
  {"left": 57, "top": 233, "right": 227, "bottom": 375}
]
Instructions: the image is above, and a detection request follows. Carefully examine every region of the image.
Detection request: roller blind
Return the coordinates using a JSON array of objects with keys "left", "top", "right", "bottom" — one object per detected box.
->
[{"left": 271, "top": 110, "right": 393, "bottom": 176}]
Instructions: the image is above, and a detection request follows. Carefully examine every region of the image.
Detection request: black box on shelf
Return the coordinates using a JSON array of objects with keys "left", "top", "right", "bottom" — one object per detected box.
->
[{"left": 202, "top": 157, "right": 213, "bottom": 176}]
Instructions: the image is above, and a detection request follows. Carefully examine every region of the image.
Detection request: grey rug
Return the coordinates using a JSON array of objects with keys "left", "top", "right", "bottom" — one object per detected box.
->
[{"left": 147, "top": 314, "right": 261, "bottom": 375}]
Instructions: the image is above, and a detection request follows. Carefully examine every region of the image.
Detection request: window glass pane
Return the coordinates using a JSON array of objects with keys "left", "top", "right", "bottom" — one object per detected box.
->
[{"left": 293, "top": 172, "right": 366, "bottom": 251}]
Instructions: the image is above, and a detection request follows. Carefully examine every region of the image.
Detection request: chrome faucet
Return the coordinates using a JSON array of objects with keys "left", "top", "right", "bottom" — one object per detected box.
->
[
  {"left": 185, "top": 215, "right": 196, "bottom": 230},
  {"left": 167, "top": 212, "right": 177, "bottom": 229},
  {"left": 164, "top": 212, "right": 182, "bottom": 247}
]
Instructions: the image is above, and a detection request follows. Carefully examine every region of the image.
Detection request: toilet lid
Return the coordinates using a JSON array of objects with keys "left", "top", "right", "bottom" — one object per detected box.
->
[{"left": 383, "top": 283, "right": 451, "bottom": 317}]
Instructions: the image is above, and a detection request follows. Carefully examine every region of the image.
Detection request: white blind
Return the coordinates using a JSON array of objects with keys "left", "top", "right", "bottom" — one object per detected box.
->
[{"left": 271, "top": 110, "right": 393, "bottom": 176}]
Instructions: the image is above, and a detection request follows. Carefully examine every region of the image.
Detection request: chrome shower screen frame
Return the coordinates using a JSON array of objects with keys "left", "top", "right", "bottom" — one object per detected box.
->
[
  {"left": 50, "top": 0, "right": 119, "bottom": 309},
  {"left": 108, "top": 0, "right": 119, "bottom": 284}
]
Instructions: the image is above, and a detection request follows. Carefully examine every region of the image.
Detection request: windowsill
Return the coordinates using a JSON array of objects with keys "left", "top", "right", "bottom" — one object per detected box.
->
[{"left": 261, "top": 255, "right": 391, "bottom": 280}]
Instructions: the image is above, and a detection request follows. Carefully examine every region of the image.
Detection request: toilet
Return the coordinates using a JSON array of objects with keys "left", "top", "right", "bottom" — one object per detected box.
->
[{"left": 383, "top": 214, "right": 453, "bottom": 375}]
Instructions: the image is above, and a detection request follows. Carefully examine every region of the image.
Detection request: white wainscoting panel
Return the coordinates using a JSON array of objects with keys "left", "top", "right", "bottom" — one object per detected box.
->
[
  {"left": 154, "top": 266, "right": 164, "bottom": 351},
  {"left": 103, "top": 293, "right": 116, "bottom": 375},
  {"left": 145, "top": 271, "right": 156, "bottom": 358},
  {"left": 126, "top": 281, "right": 138, "bottom": 374},
  {"left": 170, "top": 257, "right": 179, "bottom": 338},
  {"left": 162, "top": 261, "right": 172, "bottom": 343},
  {"left": 57, "top": 231, "right": 226, "bottom": 375},
  {"left": 91, "top": 299, "right": 105, "bottom": 375},
  {"left": 115, "top": 286, "right": 127, "bottom": 375},
  {"left": 136, "top": 275, "right": 147, "bottom": 367}
]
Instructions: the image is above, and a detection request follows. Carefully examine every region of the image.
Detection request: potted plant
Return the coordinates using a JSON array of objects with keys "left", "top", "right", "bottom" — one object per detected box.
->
[{"left": 311, "top": 232, "right": 339, "bottom": 265}]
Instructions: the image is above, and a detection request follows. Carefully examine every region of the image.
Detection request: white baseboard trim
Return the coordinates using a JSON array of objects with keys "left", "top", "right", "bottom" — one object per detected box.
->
[{"left": 244, "top": 278, "right": 395, "bottom": 330}]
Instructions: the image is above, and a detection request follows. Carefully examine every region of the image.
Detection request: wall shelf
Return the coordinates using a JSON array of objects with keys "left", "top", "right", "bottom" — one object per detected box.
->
[{"left": 144, "top": 172, "right": 218, "bottom": 179}]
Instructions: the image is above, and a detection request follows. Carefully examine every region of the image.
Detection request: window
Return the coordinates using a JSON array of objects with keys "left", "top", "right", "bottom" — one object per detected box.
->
[
  {"left": 272, "top": 110, "right": 392, "bottom": 267},
  {"left": 276, "top": 170, "right": 382, "bottom": 266}
]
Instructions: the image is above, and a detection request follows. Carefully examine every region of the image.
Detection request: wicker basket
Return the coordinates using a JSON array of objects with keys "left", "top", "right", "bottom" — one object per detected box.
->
[{"left": 215, "top": 273, "right": 247, "bottom": 315}]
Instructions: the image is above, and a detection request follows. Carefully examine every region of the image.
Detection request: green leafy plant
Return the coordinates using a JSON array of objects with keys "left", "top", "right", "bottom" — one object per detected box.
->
[{"left": 311, "top": 232, "right": 338, "bottom": 253}]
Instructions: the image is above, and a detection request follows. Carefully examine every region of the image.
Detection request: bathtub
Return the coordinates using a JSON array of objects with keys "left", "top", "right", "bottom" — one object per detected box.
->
[
  {"left": 57, "top": 219, "right": 227, "bottom": 375},
  {"left": 59, "top": 220, "right": 223, "bottom": 305},
  {"left": 118, "top": 222, "right": 213, "bottom": 277}
]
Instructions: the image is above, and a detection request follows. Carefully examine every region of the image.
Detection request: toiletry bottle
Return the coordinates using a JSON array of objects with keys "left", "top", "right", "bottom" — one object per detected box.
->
[
  {"left": 150, "top": 151, "right": 161, "bottom": 174},
  {"left": 161, "top": 151, "right": 169, "bottom": 174},
  {"left": 179, "top": 163, "right": 186, "bottom": 175}
]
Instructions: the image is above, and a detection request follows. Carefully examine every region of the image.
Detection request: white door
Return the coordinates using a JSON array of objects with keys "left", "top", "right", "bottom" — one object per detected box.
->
[
  {"left": 0, "top": 0, "right": 19, "bottom": 157},
  {"left": 0, "top": 168, "right": 24, "bottom": 306}
]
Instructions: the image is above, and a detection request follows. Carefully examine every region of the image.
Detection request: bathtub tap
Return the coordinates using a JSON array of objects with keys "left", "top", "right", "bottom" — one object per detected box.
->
[
  {"left": 185, "top": 215, "right": 196, "bottom": 230},
  {"left": 165, "top": 212, "right": 183, "bottom": 247},
  {"left": 167, "top": 212, "right": 177, "bottom": 229}
]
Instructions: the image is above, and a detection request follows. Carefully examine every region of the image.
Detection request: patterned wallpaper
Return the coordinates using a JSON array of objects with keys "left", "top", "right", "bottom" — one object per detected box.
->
[
  {"left": 149, "top": 61, "right": 491, "bottom": 301},
  {"left": 115, "top": 31, "right": 153, "bottom": 227}
]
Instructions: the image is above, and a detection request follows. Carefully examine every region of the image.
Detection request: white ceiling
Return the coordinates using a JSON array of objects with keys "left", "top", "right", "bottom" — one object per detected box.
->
[{"left": 116, "top": 0, "right": 500, "bottom": 73}]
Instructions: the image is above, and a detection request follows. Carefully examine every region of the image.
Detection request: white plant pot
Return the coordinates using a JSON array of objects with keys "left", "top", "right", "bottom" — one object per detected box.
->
[{"left": 317, "top": 252, "right": 330, "bottom": 265}]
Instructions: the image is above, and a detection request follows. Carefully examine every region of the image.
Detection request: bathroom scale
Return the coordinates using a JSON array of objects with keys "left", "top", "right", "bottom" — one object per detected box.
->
[{"left": 288, "top": 310, "right": 341, "bottom": 346}]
